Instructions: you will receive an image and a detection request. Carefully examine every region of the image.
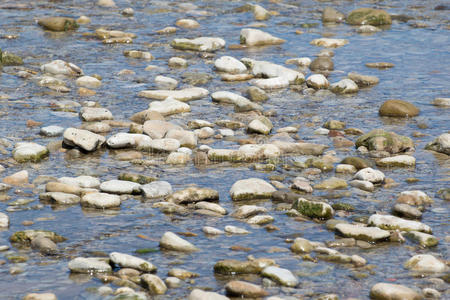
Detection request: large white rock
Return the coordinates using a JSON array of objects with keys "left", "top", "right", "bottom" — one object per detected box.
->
[
  {"left": 377, "top": 155, "right": 416, "bottom": 167},
  {"left": 330, "top": 79, "right": 359, "bottom": 94},
  {"left": 148, "top": 97, "right": 191, "bottom": 116},
  {"left": 425, "top": 133, "right": 450, "bottom": 155},
  {"left": 12, "top": 142, "right": 49, "bottom": 163},
  {"left": 170, "top": 37, "right": 226, "bottom": 52},
  {"left": 353, "top": 167, "right": 385, "bottom": 183},
  {"left": 310, "top": 38, "right": 348, "bottom": 48},
  {"left": 159, "top": 231, "right": 198, "bottom": 252},
  {"left": 397, "top": 190, "right": 433, "bottom": 206},
  {"left": 370, "top": 283, "right": 422, "bottom": 300},
  {"left": 79, "top": 107, "right": 112, "bottom": 122},
  {"left": 252, "top": 77, "right": 289, "bottom": 89},
  {"left": 107, "top": 133, "right": 151, "bottom": 149},
  {"left": 0, "top": 212, "right": 9, "bottom": 228},
  {"left": 215, "top": 56, "right": 247, "bottom": 74},
  {"left": 63, "top": 128, "right": 106, "bottom": 152},
  {"left": 306, "top": 74, "right": 329, "bottom": 89},
  {"left": 58, "top": 176, "right": 100, "bottom": 188},
  {"left": 368, "top": 214, "right": 432, "bottom": 233},
  {"left": 100, "top": 180, "right": 141, "bottom": 194},
  {"left": 141, "top": 181, "right": 172, "bottom": 198},
  {"left": 211, "top": 91, "right": 263, "bottom": 112},
  {"left": 138, "top": 87, "right": 209, "bottom": 102},
  {"left": 335, "top": 223, "right": 390, "bottom": 242},
  {"left": 230, "top": 178, "right": 276, "bottom": 200},
  {"left": 261, "top": 266, "right": 298, "bottom": 287},
  {"left": 189, "top": 289, "right": 229, "bottom": 300},
  {"left": 247, "top": 59, "right": 305, "bottom": 84},
  {"left": 404, "top": 254, "right": 447, "bottom": 273},
  {"left": 68, "top": 257, "right": 111, "bottom": 273},
  {"left": 81, "top": 192, "right": 121, "bottom": 208},
  {"left": 76, "top": 76, "right": 101, "bottom": 89},
  {"left": 40, "top": 125, "right": 65, "bottom": 137},
  {"left": 240, "top": 28, "right": 285, "bottom": 46},
  {"left": 110, "top": 252, "right": 156, "bottom": 272},
  {"left": 41, "top": 60, "right": 83, "bottom": 76}
]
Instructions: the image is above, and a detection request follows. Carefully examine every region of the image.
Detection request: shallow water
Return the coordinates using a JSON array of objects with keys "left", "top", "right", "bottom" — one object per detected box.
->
[{"left": 0, "top": 0, "right": 449, "bottom": 299}]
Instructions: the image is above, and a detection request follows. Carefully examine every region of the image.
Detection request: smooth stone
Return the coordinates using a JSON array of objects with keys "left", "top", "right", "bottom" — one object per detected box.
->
[
  {"left": 10, "top": 230, "right": 66, "bottom": 245},
  {"left": 314, "top": 177, "right": 348, "bottom": 190},
  {"left": 145, "top": 138, "right": 180, "bottom": 152},
  {"left": 336, "top": 164, "right": 357, "bottom": 174},
  {"left": 41, "top": 60, "right": 82, "bottom": 76},
  {"left": 248, "top": 116, "right": 273, "bottom": 135},
  {"left": 81, "top": 122, "right": 111, "bottom": 133},
  {"left": 357, "top": 25, "right": 382, "bottom": 33},
  {"left": 247, "top": 215, "right": 274, "bottom": 225},
  {"left": 397, "top": 190, "right": 433, "bottom": 206},
  {"left": 110, "top": 252, "right": 156, "bottom": 272},
  {"left": 155, "top": 75, "right": 178, "bottom": 89},
  {"left": 215, "top": 56, "right": 247, "bottom": 74},
  {"left": 348, "top": 72, "right": 379, "bottom": 86},
  {"left": 81, "top": 192, "right": 121, "bottom": 208},
  {"left": 153, "top": 202, "right": 188, "bottom": 215},
  {"left": 310, "top": 38, "right": 348, "bottom": 48},
  {"left": 63, "top": 128, "right": 105, "bottom": 152},
  {"left": 38, "top": 17, "right": 78, "bottom": 31},
  {"left": 141, "top": 181, "right": 172, "bottom": 198},
  {"left": 0, "top": 212, "right": 9, "bottom": 227},
  {"left": 175, "top": 19, "right": 199, "bottom": 29},
  {"left": 355, "top": 129, "right": 414, "bottom": 154},
  {"left": 225, "top": 280, "right": 268, "bottom": 298},
  {"left": 261, "top": 266, "right": 298, "bottom": 287},
  {"left": 202, "top": 226, "right": 224, "bottom": 235},
  {"left": 330, "top": 79, "right": 359, "bottom": 94},
  {"left": 214, "top": 258, "right": 275, "bottom": 275},
  {"left": 240, "top": 28, "right": 285, "bottom": 46},
  {"left": 291, "top": 237, "right": 314, "bottom": 253},
  {"left": 291, "top": 177, "right": 313, "bottom": 193},
  {"left": 40, "top": 125, "right": 65, "bottom": 137},
  {"left": 159, "top": 232, "right": 198, "bottom": 252},
  {"left": 195, "top": 127, "right": 215, "bottom": 139},
  {"left": 347, "top": 8, "right": 392, "bottom": 25},
  {"left": 40, "top": 192, "right": 80, "bottom": 205},
  {"left": 13, "top": 142, "right": 49, "bottom": 163},
  {"left": 79, "top": 107, "right": 112, "bottom": 122},
  {"left": 335, "top": 224, "right": 390, "bottom": 242},
  {"left": 404, "top": 255, "right": 447, "bottom": 273},
  {"left": 292, "top": 198, "right": 334, "bottom": 219},
  {"left": 230, "top": 178, "right": 276, "bottom": 200},
  {"left": 306, "top": 74, "right": 329, "bottom": 89},
  {"left": 246, "top": 59, "right": 305, "bottom": 84},
  {"left": 170, "top": 37, "right": 225, "bottom": 52},
  {"left": 58, "top": 176, "right": 100, "bottom": 188},
  {"left": 425, "top": 133, "right": 450, "bottom": 155},
  {"left": 211, "top": 91, "right": 263, "bottom": 112},
  {"left": 166, "top": 152, "right": 190, "bottom": 164},
  {"left": 168, "top": 268, "right": 199, "bottom": 279},
  {"left": 431, "top": 97, "right": 450, "bottom": 107},
  {"left": 188, "top": 119, "right": 214, "bottom": 129},
  {"left": 322, "top": 7, "right": 345, "bottom": 23},
  {"left": 140, "top": 274, "right": 167, "bottom": 294},
  {"left": 3, "top": 170, "right": 28, "bottom": 186},
  {"left": 377, "top": 155, "right": 416, "bottom": 167},
  {"left": 354, "top": 167, "right": 385, "bottom": 183},
  {"left": 189, "top": 289, "right": 229, "bottom": 300},
  {"left": 310, "top": 56, "right": 334, "bottom": 71},
  {"left": 166, "top": 187, "right": 219, "bottom": 204},
  {"left": 252, "top": 77, "right": 289, "bottom": 89},
  {"left": 379, "top": 100, "right": 420, "bottom": 117},
  {"left": 168, "top": 57, "right": 187, "bottom": 68},
  {"left": 233, "top": 205, "right": 267, "bottom": 219},
  {"left": 165, "top": 277, "right": 182, "bottom": 288},
  {"left": 68, "top": 257, "right": 112, "bottom": 273},
  {"left": 224, "top": 225, "right": 249, "bottom": 234},
  {"left": 349, "top": 180, "right": 374, "bottom": 192},
  {"left": 272, "top": 140, "right": 327, "bottom": 155},
  {"left": 76, "top": 76, "right": 101, "bottom": 89},
  {"left": 142, "top": 120, "right": 182, "bottom": 139},
  {"left": 124, "top": 50, "right": 153, "bottom": 60},
  {"left": 368, "top": 214, "right": 432, "bottom": 233},
  {"left": 30, "top": 236, "right": 58, "bottom": 255},
  {"left": 165, "top": 129, "right": 197, "bottom": 148},
  {"left": 138, "top": 87, "right": 209, "bottom": 102},
  {"left": 23, "top": 293, "right": 58, "bottom": 300},
  {"left": 100, "top": 180, "right": 141, "bottom": 195},
  {"left": 286, "top": 57, "right": 311, "bottom": 67},
  {"left": 404, "top": 231, "right": 438, "bottom": 247},
  {"left": 370, "top": 283, "right": 422, "bottom": 300},
  {"left": 106, "top": 133, "right": 151, "bottom": 149},
  {"left": 252, "top": 4, "right": 270, "bottom": 21}
]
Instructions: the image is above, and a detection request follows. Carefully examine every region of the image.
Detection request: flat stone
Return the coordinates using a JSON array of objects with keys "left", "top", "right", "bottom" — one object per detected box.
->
[
  {"left": 404, "top": 231, "right": 438, "bottom": 247},
  {"left": 168, "top": 268, "right": 199, "bottom": 279},
  {"left": 431, "top": 97, "right": 450, "bottom": 107},
  {"left": 189, "top": 289, "right": 229, "bottom": 300},
  {"left": 138, "top": 87, "right": 209, "bottom": 102},
  {"left": 63, "top": 128, "right": 105, "bottom": 152},
  {"left": 76, "top": 76, "right": 101, "bottom": 89},
  {"left": 58, "top": 176, "right": 100, "bottom": 188},
  {"left": 68, "top": 257, "right": 112, "bottom": 273},
  {"left": 330, "top": 79, "right": 359, "bottom": 94},
  {"left": 165, "top": 129, "right": 197, "bottom": 148},
  {"left": 370, "top": 283, "right": 422, "bottom": 300},
  {"left": 23, "top": 293, "right": 58, "bottom": 300},
  {"left": 230, "top": 178, "right": 276, "bottom": 200},
  {"left": 224, "top": 225, "right": 249, "bottom": 234},
  {"left": 240, "top": 28, "right": 285, "bottom": 46},
  {"left": 355, "top": 129, "right": 414, "bottom": 154},
  {"left": 0, "top": 212, "right": 9, "bottom": 228},
  {"left": 100, "top": 180, "right": 141, "bottom": 194},
  {"left": 225, "top": 280, "right": 268, "bottom": 298},
  {"left": 252, "top": 77, "right": 289, "bottom": 89},
  {"left": 13, "top": 142, "right": 49, "bottom": 163},
  {"left": 261, "top": 266, "right": 298, "bottom": 287},
  {"left": 425, "top": 133, "right": 450, "bottom": 155},
  {"left": 233, "top": 205, "right": 267, "bottom": 219},
  {"left": 148, "top": 97, "right": 190, "bottom": 116},
  {"left": 31, "top": 236, "right": 58, "bottom": 255},
  {"left": 314, "top": 177, "right": 348, "bottom": 190},
  {"left": 215, "top": 56, "right": 247, "bottom": 74},
  {"left": 404, "top": 254, "right": 447, "bottom": 273},
  {"left": 141, "top": 181, "right": 172, "bottom": 198},
  {"left": 3, "top": 170, "right": 28, "bottom": 186},
  {"left": 41, "top": 60, "right": 82, "bottom": 76},
  {"left": 354, "top": 167, "right": 385, "bottom": 183},
  {"left": 379, "top": 100, "right": 419, "bottom": 117},
  {"left": 349, "top": 180, "right": 374, "bottom": 192},
  {"left": 214, "top": 258, "right": 276, "bottom": 275},
  {"left": 291, "top": 237, "right": 314, "bottom": 253},
  {"left": 40, "top": 192, "right": 80, "bottom": 205},
  {"left": 142, "top": 120, "right": 182, "bottom": 139},
  {"left": 211, "top": 91, "right": 263, "bottom": 112},
  {"left": 110, "top": 252, "right": 156, "bottom": 272},
  {"left": 348, "top": 72, "right": 379, "bottom": 86},
  {"left": 368, "top": 214, "right": 432, "bottom": 233},
  {"left": 81, "top": 192, "right": 121, "bottom": 208},
  {"left": 159, "top": 232, "right": 198, "bottom": 252},
  {"left": 292, "top": 198, "right": 334, "bottom": 219},
  {"left": 310, "top": 38, "right": 348, "bottom": 48},
  {"left": 393, "top": 203, "right": 422, "bottom": 219},
  {"left": 202, "top": 226, "right": 224, "bottom": 235},
  {"left": 247, "top": 215, "right": 274, "bottom": 225},
  {"left": 140, "top": 274, "right": 167, "bottom": 294},
  {"left": 40, "top": 125, "right": 65, "bottom": 137},
  {"left": 335, "top": 223, "right": 390, "bottom": 242},
  {"left": 347, "top": 8, "right": 392, "bottom": 25},
  {"left": 166, "top": 187, "right": 219, "bottom": 204},
  {"left": 170, "top": 37, "right": 225, "bottom": 52}
]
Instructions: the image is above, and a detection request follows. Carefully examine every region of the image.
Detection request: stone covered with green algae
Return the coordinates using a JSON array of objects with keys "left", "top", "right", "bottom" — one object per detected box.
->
[
  {"left": 292, "top": 198, "right": 334, "bottom": 219},
  {"left": 10, "top": 230, "right": 66, "bottom": 245},
  {"left": 214, "top": 258, "right": 276, "bottom": 275},
  {"left": 347, "top": 8, "right": 392, "bottom": 26},
  {"left": 355, "top": 129, "right": 414, "bottom": 154}
]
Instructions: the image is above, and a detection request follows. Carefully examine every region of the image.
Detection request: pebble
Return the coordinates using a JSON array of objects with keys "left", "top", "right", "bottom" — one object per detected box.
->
[
  {"left": 81, "top": 192, "right": 121, "bottom": 208},
  {"left": 370, "top": 283, "right": 422, "bottom": 300},
  {"left": 159, "top": 231, "right": 198, "bottom": 252},
  {"left": 100, "top": 180, "right": 141, "bottom": 194},
  {"left": 261, "top": 266, "right": 298, "bottom": 287},
  {"left": 230, "top": 178, "right": 276, "bottom": 200},
  {"left": 240, "top": 28, "right": 285, "bottom": 46},
  {"left": 404, "top": 254, "right": 447, "bottom": 273},
  {"left": 68, "top": 257, "right": 112, "bottom": 273},
  {"left": 141, "top": 181, "right": 172, "bottom": 198}
]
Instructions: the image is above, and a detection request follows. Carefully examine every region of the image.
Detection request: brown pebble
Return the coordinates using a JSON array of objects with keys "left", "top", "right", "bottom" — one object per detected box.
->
[
  {"left": 22, "top": 220, "right": 34, "bottom": 226},
  {"left": 230, "top": 245, "right": 252, "bottom": 252},
  {"left": 78, "top": 87, "right": 96, "bottom": 96},
  {"left": 26, "top": 120, "right": 42, "bottom": 127}
]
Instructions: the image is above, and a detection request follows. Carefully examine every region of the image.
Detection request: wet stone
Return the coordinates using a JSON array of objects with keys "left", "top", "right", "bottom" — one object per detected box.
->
[
  {"left": 261, "top": 266, "right": 298, "bottom": 287},
  {"left": 225, "top": 280, "right": 268, "bottom": 298},
  {"left": 159, "top": 231, "right": 198, "bottom": 252},
  {"left": 81, "top": 192, "right": 121, "bottom": 209},
  {"left": 110, "top": 252, "right": 156, "bottom": 273},
  {"left": 68, "top": 257, "right": 112, "bottom": 274}
]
